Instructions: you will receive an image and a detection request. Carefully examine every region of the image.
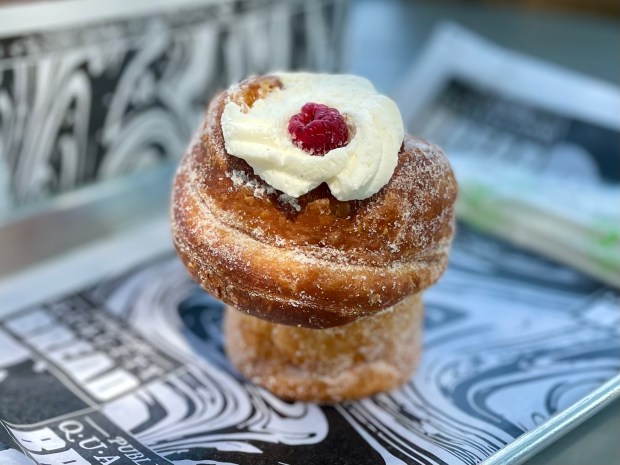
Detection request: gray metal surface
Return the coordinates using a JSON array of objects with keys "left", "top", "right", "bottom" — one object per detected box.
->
[
  {"left": 482, "top": 376, "right": 620, "bottom": 465},
  {"left": 346, "top": 0, "right": 619, "bottom": 93},
  {"left": 0, "top": 164, "right": 175, "bottom": 279}
]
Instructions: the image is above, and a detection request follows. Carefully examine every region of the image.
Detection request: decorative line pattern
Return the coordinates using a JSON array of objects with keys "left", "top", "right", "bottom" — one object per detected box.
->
[{"left": 0, "top": 0, "right": 346, "bottom": 208}]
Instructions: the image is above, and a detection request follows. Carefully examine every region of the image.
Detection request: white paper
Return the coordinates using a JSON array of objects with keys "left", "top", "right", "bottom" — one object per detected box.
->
[
  {"left": 396, "top": 23, "right": 620, "bottom": 288},
  {"left": 0, "top": 219, "right": 618, "bottom": 465}
]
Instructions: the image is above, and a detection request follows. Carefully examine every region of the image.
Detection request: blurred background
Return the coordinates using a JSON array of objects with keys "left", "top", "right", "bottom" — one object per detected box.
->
[
  {"left": 1, "top": 0, "right": 618, "bottom": 286},
  {"left": 0, "top": 0, "right": 617, "bottom": 215},
  {"left": 0, "top": 1, "right": 618, "bottom": 464}
]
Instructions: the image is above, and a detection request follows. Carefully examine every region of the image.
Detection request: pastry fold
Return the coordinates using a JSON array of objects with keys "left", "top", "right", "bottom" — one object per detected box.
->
[{"left": 171, "top": 76, "right": 457, "bottom": 329}]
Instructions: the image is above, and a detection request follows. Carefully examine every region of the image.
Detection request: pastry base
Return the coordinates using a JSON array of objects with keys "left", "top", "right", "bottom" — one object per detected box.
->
[{"left": 224, "top": 293, "right": 423, "bottom": 403}]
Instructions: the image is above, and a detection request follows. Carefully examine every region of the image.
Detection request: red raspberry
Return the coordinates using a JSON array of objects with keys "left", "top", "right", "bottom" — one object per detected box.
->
[{"left": 288, "top": 103, "right": 349, "bottom": 155}]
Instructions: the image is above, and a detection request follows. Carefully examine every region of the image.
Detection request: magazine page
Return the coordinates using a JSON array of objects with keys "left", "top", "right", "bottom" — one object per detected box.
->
[
  {"left": 0, "top": 221, "right": 618, "bottom": 465},
  {"left": 396, "top": 23, "right": 620, "bottom": 289}
]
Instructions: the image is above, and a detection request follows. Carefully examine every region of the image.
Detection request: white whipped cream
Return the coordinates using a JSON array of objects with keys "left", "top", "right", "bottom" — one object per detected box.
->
[{"left": 220, "top": 73, "right": 404, "bottom": 201}]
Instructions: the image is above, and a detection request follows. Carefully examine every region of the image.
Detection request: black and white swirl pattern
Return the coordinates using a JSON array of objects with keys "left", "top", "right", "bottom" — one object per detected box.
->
[
  {"left": 0, "top": 226, "right": 617, "bottom": 464},
  {"left": 0, "top": 0, "right": 346, "bottom": 209},
  {"left": 88, "top": 259, "right": 328, "bottom": 464},
  {"left": 77, "top": 225, "right": 619, "bottom": 465}
]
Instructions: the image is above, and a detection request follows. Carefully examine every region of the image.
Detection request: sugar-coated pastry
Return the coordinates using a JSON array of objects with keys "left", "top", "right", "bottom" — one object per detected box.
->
[
  {"left": 171, "top": 73, "right": 457, "bottom": 402},
  {"left": 224, "top": 293, "right": 423, "bottom": 402}
]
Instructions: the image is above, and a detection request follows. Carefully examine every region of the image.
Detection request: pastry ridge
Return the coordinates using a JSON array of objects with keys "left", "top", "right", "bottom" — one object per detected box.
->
[
  {"left": 171, "top": 76, "right": 457, "bottom": 329},
  {"left": 224, "top": 293, "right": 424, "bottom": 403}
]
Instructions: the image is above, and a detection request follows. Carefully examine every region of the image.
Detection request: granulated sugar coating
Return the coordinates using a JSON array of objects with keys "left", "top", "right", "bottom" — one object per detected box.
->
[
  {"left": 224, "top": 293, "right": 424, "bottom": 403},
  {"left": 170, "top": 74, "right": 457, "bottom": 402}
]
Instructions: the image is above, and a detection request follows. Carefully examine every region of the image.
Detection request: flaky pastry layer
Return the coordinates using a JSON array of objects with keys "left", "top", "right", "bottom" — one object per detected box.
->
[
  {"left": 171, "top": 76, "right": 457, "bottom": 328},
  {"left": 224, "top": 293, "right": 423, "bottom": 403}
]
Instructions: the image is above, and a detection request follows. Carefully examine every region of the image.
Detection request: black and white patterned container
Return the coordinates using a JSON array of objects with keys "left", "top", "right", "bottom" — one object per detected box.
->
[{"left": 0, "top": 0, "right": 347, "bottom": 210}]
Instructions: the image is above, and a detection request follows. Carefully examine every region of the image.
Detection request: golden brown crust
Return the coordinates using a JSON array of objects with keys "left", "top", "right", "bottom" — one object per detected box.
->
[
  {"left": 224, "top": 293, "right": 423, "bottom": 403},
  {"left": 171, "top": 75, "right": 457, "bottom": 328}
]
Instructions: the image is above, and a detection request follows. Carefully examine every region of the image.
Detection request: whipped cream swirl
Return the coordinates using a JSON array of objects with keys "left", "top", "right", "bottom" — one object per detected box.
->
[{"left": 221, "top": 73, "right": 404, "bottom": 201}]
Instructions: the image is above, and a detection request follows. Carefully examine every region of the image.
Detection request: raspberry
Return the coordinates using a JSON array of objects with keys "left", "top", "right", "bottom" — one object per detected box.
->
[{"left": 288, "top": 103, "right": 349, "bottom": 155}]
